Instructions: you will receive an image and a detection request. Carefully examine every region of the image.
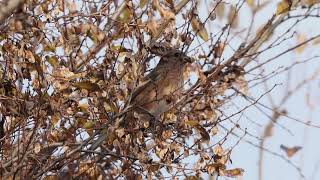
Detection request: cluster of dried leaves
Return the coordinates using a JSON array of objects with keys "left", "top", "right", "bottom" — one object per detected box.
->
[{"left": 0, "top": 0, "right": 320, "bottom": 179}]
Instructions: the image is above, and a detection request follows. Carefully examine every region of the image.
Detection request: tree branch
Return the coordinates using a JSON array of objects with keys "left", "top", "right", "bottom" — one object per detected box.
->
[{"left": 0, "top": 0, "right": 24, "bottom": 25}]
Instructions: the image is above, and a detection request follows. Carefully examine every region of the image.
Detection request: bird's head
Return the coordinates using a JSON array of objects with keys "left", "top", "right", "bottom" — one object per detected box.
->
[
  {"left": 163, "top": 49, "right": 194, "bottom": 63},
  {"left": 148, "top": 43, "right": 194, "bottom": 63}
]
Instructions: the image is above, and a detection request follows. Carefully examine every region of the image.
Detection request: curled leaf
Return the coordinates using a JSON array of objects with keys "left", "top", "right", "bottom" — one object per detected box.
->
[
  {"left": 72, "top": 81, "right": 101, "bottom": 91},
  {"left": 280, "top": 145, "right": 302, "bottom": 158},
  {"left": 191, "top": 17, "right": 208, "bottom": 41}
]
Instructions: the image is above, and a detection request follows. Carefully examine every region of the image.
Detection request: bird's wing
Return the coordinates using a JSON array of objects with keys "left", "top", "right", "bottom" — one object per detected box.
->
[{"left": 130, "top": 59, "right": 168, "bottom": 102}]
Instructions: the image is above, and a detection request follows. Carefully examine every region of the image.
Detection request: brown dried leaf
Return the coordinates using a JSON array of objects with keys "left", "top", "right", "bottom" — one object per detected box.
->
[
  {"left": 214, "top": 42, "right": 225, "bottom": 58},
  {"left": 140, "top": 0, "right": 148, "bottom": 8},
  {"left": 118, "top": 7, "right": 132, "bottom": 23},
  {"left": 115, "top": 128, "right": 125, "bottom": 138},
  {"left": 158, "top": 7, "right": 175, "bottom": 20},
  {"left": 234, "top": 75, "right": 249, "bottom": 95},
  {"left": 213, "top": 145, "right": 225, "bottom": 156},
  {"left": 72, "top": 81, "right": 100, "bottom": 91},
  {"left": 223, "top": 168, "right": 244, "bottom": 177},
  {"left": 276, "top": 0, "right": 291, "bottom": 15},
  {"left": 46, "top": 56, "right": 59, "bottom": 68},
  {"left": 34, "top": 143, "right": 41, "bottom": 154},
  {"left": 210, "top": 127, "right": 218, "bottom": 136},
  {"left": 25, "top": 50, "right": 35, "bottom": 63},
  {"left": 206, "top": 163, "right": 226, "bottom": 174},
  {"left": 165, "top": 0, "right": 174, "bottom": 6},
  {"left": 280, "top": 145, "right": 302, "bottom": 158},
  {"left": 301, "top": 0, "right": 320, "bottom": 6},
  {"left": 67, "top": 1, "right": 77, "bottom": 13},
  {"left": 149, "top": 164, "right": 160, "bottom": 172},
  {"left": 162, "top": 130, "right": 173, "bottom": 139},
  {"left": 216, "top": 2, "right": 225, "bottom": 20},
  {"left": 185, "top": 120, "right": 199, "bottom": 126},
  {"left": 228, "top": 5, "right": 238, "bottom": 28},
  {"left": 246, "top": 0, "right": 255, "bottom": 8},
  {"left": 191, "top": 17, "right": 209, "bottom": 41},
  {"left": 83, "top": 121, "right": 94, "bottom": 129},
  {"left": 146, "top": 19, "right": 159, "bottom": 37},
  {"left": 185, "top": 176, "right": 201, "bottom": 180},
  {"left": 295, "top": 33, "right": 307, "bottom": 54},
  {"left": 51, "top": 114, "right": 60, "bottom": 126},
  {"left": 195, "top": 125, "right": 210, "bottom": 142},
  {"left": 43, "top": 175, "right": 58, "bottom": 180}
]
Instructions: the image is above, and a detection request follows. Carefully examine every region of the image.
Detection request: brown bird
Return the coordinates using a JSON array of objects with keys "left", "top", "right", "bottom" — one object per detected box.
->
[
  {"left": 121, "top": 43, "right": 193, "bottom": 128},
  {"left": 90, "top": 43, "right": 193, "bottom": 150}
]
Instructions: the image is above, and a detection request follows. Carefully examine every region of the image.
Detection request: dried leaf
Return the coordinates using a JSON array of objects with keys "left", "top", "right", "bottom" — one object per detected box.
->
[
  {"left": 191, "top": 17, "right": 209, "bottom": 41},
  {"left": 51, "top": 114, "right": 60, "bottom": 126},
  {"left": 302, "top": 0, "right": 320, "bottom": 6},
  {"left": 228, "top": 5, "right": 238, "bottom": 28},
  {"left": 246, "top": 0, "right": 255, "bottom": 8},
  {"left": 115, "top": 128, "right": 125, "bottom": 138},
  {"left": 72, "top": 81, "right": 101, "bottom": 91},
  {"left": 140, "top": 0, "right": 148, "bottom": 8},
  {"left": 185, "top": 120, "right": 199, "bottom": 126},
  {"left": 158, "top": 7, "right": 175, "bottom": 20},
  {"left": 195, "top": 125, "right": 210, "bottom": 141},
  {"left": 146, "top": 19, "right": 159, "bottom": 37},
  {"left": 118, "top": 7, "right": 132, "bottom": 23},
  {"left": 43, "top": 175, "right": 58, "bottom": 180},
  {"left": 213, "top": 145, "right": 225, "bottom": 156},
  {"left": 276, "top": 0, "right": 291, "bottom": 15},
  {"left": 185, "top": 176, "right": 201, "bottom": 180},
  {"left": 46, "top": 56, "right": 59, "bottom": 68},
  {"left": 67, "top": 1, "right": 77, "bottom": 13},
  {"left": 210, "top": 127, "right": 218, "bottom": 136},
  {"left": 165, "top": 0, "right": 174, "bottom": 7},
  {"left": 214, "top": 42, "right": 225, "bottom": 58},
  {"left": 206, "top": 163, "right": 226, "bottom": 174},
  {"left": 83, "top": 121, "right": 94, "bottom": 129},
  {"left": 234, "top": 75, "right": 249, "bottom": 95},
  {"left": 216, "top": 3, "right": 225, "bottom": 20},
  {"left": 162, "top": 130, "right": 172, "bottom": 139},
  {"left": 280, "top": 145, "right": 302, "bottom": 158},
  {"left": 295, "top": 33, "right": 307, "bottom": 54},
  {"left": 223, "top": 168, "right": 244, "bottom": 177},
  {"left": 149, "top": 164, "right": 160, "bottom": 172},
  {"left": 25, "top": 50, "right": 35, "bottom": 63},
  {"left": 34, "top": 143, "right": 41, "bottom": 154}
]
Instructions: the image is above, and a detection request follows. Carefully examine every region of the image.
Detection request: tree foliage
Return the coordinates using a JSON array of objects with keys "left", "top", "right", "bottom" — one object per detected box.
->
[{"left": 0, "top": 0, "right": 320, "bottom": 179}]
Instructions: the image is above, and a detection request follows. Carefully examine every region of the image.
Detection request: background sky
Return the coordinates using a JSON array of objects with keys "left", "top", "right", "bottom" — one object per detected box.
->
[{"left": 197, "top": 1, "right": 320, "bottom": 180}]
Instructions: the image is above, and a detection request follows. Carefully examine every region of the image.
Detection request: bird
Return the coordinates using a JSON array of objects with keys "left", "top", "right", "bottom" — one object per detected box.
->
[
  {"left": 89, "top": 43, "right": 193, "bottom": 150},
  {"left": 121, "top": 43, "right": 194, "bottom": 128}
]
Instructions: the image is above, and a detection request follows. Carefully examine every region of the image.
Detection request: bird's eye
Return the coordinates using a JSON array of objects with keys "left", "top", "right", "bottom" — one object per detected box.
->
[{"left": 174, "top": 52, "right": 179, "bottom": 57}]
